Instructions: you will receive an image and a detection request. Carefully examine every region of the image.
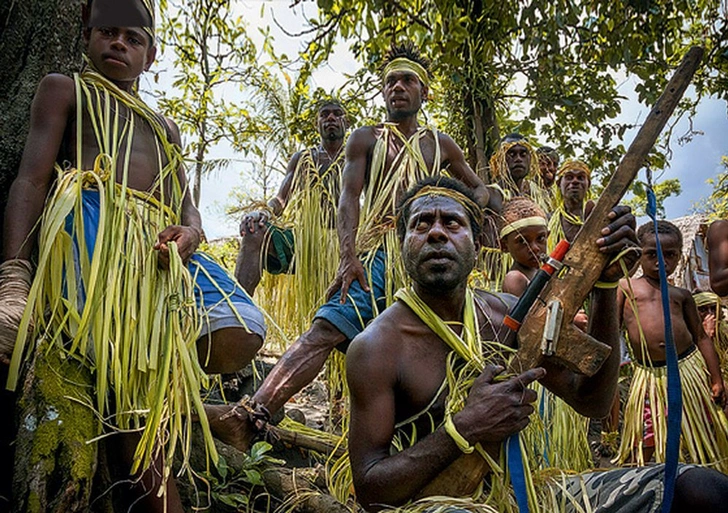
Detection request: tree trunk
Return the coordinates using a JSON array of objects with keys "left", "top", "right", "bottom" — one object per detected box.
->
[
  {"left": 0, "top": 0, "right": 85, "bottom": 254},
  {"left": 0, "top": 1, "right": 84, "bottom": 508},
  {"left": 12, "top": 339, "right": 102, "bottom": 513},
  {"left": 464, "top": 91, "right": 500, "bottom": 184}
]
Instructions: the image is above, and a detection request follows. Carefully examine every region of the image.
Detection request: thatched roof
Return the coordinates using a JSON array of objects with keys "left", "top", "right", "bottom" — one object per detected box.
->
[{"left": 669, "top": 214, "right": 710, "bottom": 291}]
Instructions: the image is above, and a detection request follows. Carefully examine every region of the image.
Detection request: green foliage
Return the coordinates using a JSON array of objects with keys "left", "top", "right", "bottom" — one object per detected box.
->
[
  {"left": 203, "top": 441, "right": 284, "bottom": 511},
  {"left": 623, "top": 177, "right": 682, "bottom": 217},
  {"left": 156, "top": 0, "right": 261, "bottom": 206},
  {"left": 299, "top": 0, "right": 726, "bottom": 187},
  {"left": 199, "top": 238, "right": 239, "bottom": 273},
  {"left": 699, "top": 156, "right": 728, "bottom": 219}
]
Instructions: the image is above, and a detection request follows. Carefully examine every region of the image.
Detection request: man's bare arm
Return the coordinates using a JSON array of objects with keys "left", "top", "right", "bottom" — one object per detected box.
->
[
  {"left": 155, "top": 118, "right": 202, "bottom": 266},
  {"left": 330, "top": 127, "right": 373, "bottom": 301},
  {"left": 239, "top": 151, "right": 301, "bottom": 237},
  {"left": 271, "top": 151, "right": 301, "bottom": 214},
  {"left": 3, "top": 74, "right": 75, "bottom": 261},
  {"left": 708, "top": 220, "right": 728, "bottom": 296},
  {"left": 438, "top": 133, "right": 494, "bottom": 211}
]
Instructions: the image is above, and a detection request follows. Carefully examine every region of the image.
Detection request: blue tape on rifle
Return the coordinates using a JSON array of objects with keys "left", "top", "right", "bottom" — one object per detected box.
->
[
  {"left": 646, "top": 174, "right": 682, "bottom": 513},
  {"left": 507, "top": 434, "right": 529, "bottom": 513}
]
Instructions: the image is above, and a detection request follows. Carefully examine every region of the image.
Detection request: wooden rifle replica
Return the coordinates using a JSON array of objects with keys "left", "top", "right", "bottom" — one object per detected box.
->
[
  {"left": 512, "top": 46, "right": 704, "bottom": 376},
  {"left": 416, "top": 46, "right": 704, "bottom": 499}
]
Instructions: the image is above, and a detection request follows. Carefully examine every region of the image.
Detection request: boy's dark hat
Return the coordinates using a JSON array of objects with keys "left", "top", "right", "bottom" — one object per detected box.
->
[{"left": 87, "top": 0, "right": 153, "bottom": 28}]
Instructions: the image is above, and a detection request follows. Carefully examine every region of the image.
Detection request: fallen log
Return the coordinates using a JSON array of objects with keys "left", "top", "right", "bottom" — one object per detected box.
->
[{"left": 262, "top": 467, "right": 351, "bottom": 513}]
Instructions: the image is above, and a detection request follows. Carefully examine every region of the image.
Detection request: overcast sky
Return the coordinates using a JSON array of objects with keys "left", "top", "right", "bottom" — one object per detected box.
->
[{"left": 142, "top": 2, "right": 728, "bottom": 240}]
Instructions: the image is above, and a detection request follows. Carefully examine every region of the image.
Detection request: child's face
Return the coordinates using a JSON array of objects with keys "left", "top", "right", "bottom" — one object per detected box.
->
[
  {"left": 502, "top": 225, "right": 548, "bottom": 269},
  {"left": 85, "top": 26, "right": 156, "bottom": 86},
  {"left": 640, "top": 233, "right": 681, "bottom": 279}
]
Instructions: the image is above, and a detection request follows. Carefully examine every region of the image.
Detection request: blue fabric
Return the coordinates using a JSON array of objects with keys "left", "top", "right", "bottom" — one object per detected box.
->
[
  {"left": 506, "top": 435, "right": 530, "bottom": 513},
  {"left": 315, "top": 249, "right": 388, "bottom": 343},
  {"left": 66, "top": 190, "right": 266, "bottom": 339},
  {"left": 645, "top": 174, "right": 681, "bottom": 513}
]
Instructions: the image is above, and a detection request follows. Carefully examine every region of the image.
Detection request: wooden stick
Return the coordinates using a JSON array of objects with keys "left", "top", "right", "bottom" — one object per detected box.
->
[{"left": 268, "top": 424, "right": 347, "bottom": 459}]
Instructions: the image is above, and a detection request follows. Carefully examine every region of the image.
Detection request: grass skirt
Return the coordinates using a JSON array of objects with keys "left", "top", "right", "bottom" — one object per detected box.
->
[{"left": 615, "top": 348, "right": 728, "bottom": 472}]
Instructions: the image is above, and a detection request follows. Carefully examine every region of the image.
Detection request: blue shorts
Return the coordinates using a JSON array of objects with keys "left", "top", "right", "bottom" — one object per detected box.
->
[
  {"left": 68, "top": 190, "right": 266, "bottom": 340},
  {"left": 187, "top": 253, "right": 266, "bottom": 339},
  {"left": 315, "top": 249, "right": 388, "bottom": 343}
]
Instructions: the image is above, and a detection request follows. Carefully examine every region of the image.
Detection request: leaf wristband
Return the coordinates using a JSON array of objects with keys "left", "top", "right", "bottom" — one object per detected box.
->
[
  {"left": 445, "top": 414, "right": 474, "bottom": 454},
  {"left": 594, "top": 280, "right": 619, "bottom": 289}
]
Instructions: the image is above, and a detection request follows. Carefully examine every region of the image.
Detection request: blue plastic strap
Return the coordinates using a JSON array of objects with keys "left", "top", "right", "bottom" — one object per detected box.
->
[
  {"left": 506, "top": 434, "right": 530, "bottom": 512},
  {"left": 645, "top": 169, "right": 682, "bottom": 513}
]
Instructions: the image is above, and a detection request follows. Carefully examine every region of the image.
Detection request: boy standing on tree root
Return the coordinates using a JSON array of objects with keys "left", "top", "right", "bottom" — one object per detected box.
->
[
  {"left": 0, "top": 1, "right": 265, "bottom": 510},
  {"left": 616, "top": 220, "right": 728, "bottom": 472}
]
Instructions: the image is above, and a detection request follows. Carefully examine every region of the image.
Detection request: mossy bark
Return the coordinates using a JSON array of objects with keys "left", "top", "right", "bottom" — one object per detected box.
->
[{"left": 12, "top": 340, "right": 101, "bottom": 513}]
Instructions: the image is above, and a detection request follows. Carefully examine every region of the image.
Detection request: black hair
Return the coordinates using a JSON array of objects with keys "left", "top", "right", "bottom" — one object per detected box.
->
[
  {"left": 637, "top": 220, "right": 683, "bottom": 249},
  {"left": 396, "top": 176, "right": 482, "bottom": 242},
  {"left": 84, "top": 0, "right": 154, "bottom": 48},
  {"left": 382, "top": 42, "right": 431, "bottom": 75},
  {"left": 317, "top": 99, "right": 346, "bottom": 114},
  {"left": 536, "top": 145, "right": 557, "bottom": 155},
  {"left": 501, "top": 133, "right": 526, "bottom": 144}
]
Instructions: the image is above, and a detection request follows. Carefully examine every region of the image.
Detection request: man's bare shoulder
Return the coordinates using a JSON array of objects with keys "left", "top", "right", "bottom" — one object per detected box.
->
[
  {"left": 346, "top": 303, "right": 413, "bottom": 381},
  {"left": 162, "top": 116, "right": 182, "bottom": 145},
  {"left": 435, "top": 130, "right": 463, "bottom": 153},
  {"left": 473, "top": 288, "right": 516, "bottom": 313},
  {"left": 708, "top": 219, "right": 728, "bottom": 245},
  {"left": 352, "top": 302, "right": 412, "bottom": 347},
  {"left": 348, "top": 125, "right": 381, "bottom": 145},
  {"left": 34, "top": 73, "right": 75, "bottom": 109},
  {"left": 670, "top": 283, "right": 692, "bottom": 303}
]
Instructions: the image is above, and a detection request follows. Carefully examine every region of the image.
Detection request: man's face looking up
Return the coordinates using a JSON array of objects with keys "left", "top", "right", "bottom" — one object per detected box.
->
[
  {"left": 383, "top": 71, "right": 426, "bottom": 121},
  {"left": 559, "top": 170, "right": 590, "bottom": 204},
  {"left": 402, "top": 195, "right": 476, "bottom": 292}
]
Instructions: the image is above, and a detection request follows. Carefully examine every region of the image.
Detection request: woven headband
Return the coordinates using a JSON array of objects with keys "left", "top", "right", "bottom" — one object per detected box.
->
[
  {"left": 694, "top": 291, "right": 721, "bottom": 308},
  {"left": 403, "top": 185, "right": 483, "bottom": 227},
  {"left": 558, "top": 159, "right": 591, "bottom": 178},
  {"left": 500, "top": 216, "right": 548, "bottom": 239},
  {"left": 383, "top": 57, "right": 430, "bottom": 88}
]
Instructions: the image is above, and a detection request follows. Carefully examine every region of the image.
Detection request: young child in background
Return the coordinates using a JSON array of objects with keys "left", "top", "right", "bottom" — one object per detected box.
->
[
  {"left": 498, "top": 197, "right": 592, "bottom": 471},
  {"left": 616, "top": 221, "right": 728, "bottom": 472},
  {"left": 500, "top": 197, "right": 588, "bottom": 330}
]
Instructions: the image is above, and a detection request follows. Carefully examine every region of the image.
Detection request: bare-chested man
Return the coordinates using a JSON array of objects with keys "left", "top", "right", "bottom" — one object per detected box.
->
[
  {"left": 209, "top": 43, "right": 496, "bottom": 450},
  {"left": 547, "top": 159, "right": 596, "bottom": 249},
  {"left": 0, "top": 1, "right": 264, "bottom": 510},
  {"left": 347, "top": 176, "right": 728, "bottom": 512},
  {"left": 236, "top": 100, "right": 348, "bottom": 295},
  {"left": 616, "top": 221, "right": 728, "bottom": 470}
]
